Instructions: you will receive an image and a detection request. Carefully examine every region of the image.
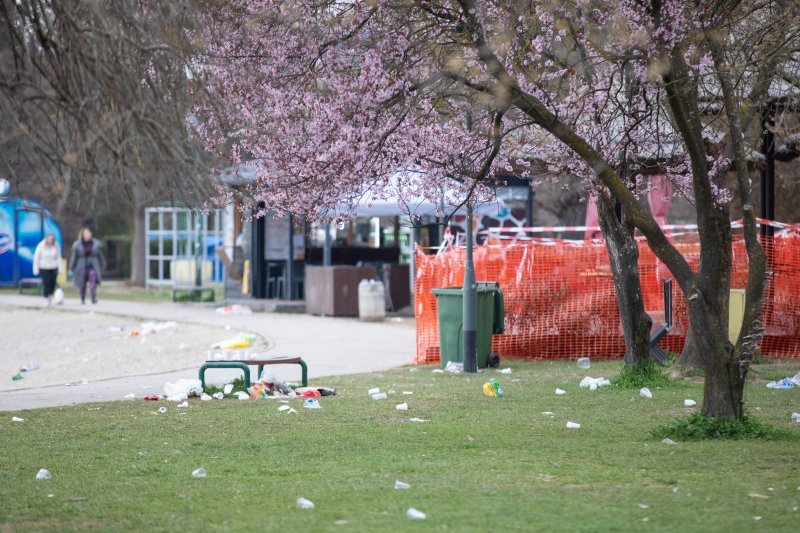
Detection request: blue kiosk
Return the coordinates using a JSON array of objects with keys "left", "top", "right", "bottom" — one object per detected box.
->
[{"left": 0, "top": 197, "right": 63, "bottom": 287}]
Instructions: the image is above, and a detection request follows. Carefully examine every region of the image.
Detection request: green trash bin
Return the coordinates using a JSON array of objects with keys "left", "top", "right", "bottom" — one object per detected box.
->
[{"left": 432, "top": 282, "right": 504, "bottom": 368}]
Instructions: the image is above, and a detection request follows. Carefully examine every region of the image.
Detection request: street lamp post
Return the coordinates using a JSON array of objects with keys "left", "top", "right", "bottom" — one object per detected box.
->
[{"left": 463, "top": 203, "right": 477, "bottom": 373}]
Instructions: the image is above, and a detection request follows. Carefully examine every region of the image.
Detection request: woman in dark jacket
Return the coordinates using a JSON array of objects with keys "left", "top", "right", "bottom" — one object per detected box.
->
[{"left": 69, "top": 227, "right": 106, "bottom": 304}]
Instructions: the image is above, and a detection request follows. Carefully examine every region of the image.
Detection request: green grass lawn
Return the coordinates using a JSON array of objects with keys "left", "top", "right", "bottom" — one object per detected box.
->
[
  {"left": 3, "top": 282, "right": 224, "bottom": 304},
  {"left": 2, "top": 360, "right": 800, "bottom": 531}
]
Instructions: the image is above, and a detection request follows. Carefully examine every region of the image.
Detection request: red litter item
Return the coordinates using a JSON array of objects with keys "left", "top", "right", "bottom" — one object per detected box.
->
[{"left": 144, "top": 395, "right": 161, "bottom": 401}]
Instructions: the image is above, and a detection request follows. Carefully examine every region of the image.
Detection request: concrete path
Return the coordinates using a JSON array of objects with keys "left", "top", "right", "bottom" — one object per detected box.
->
[{"left": 0, "top": 294, "right": 416, "bottom": 411}]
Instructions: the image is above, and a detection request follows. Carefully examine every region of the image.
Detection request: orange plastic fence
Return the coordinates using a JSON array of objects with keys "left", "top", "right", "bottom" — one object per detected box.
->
[{"left": 414, "top": 230, "right": 800, "bottom": 364}]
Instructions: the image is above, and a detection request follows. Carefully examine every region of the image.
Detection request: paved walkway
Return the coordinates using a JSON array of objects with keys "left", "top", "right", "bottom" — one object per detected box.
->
[{"left": 0, "top": 294, "right": 416, "bottom": 411}]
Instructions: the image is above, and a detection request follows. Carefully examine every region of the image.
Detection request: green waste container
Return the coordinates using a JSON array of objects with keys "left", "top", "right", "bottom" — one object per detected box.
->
[{"left": 432, "top": 282, "right": 505, "bottom": 369}]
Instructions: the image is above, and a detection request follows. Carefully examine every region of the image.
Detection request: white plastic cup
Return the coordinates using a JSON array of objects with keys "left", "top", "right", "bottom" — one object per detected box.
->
[{"left": 577, "top": 357, "right": 590, "bottom": 369}]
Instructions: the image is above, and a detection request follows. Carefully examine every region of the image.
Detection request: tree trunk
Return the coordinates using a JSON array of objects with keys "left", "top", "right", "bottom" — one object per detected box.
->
[
  {"left": 677, "top": 329, "right": 701, "bottom": 369},
  {"left": 596, "top": 192, "right": 652, "bottom": 367},
  {"left": 130, "top": 182, "right": 147, "bottom": 287}
]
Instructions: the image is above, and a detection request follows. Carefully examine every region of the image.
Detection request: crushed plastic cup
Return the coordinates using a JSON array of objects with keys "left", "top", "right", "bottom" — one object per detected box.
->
[
  {"left": 200, "top": 393, "right": 212, "bottom": 401},
  {"left": 499, "top": 368, "right": 512, "bottom": 374},
  {"left": 409, "top": 418, "right": 426, "bottom": 423},
  {"left": 158, "top": 407, "right": 167, "bottom": 414},
  {"left": 191, "top": 468, "right": 206, "bottom": 478},
  {"left": 177, "top": 401, "right": 189, "bottom": 408},
  {"left": 212, "top": 392, "right": 224, "bottom": 400},
  {"left": 296, "top": 497, "right": 315, "bottom": 509},
  {"left": 579, "top": 376, "right": 610, "bottom": 389},
  {"left": 640, "top": 387, "right": 653, "bottom": 399},
  {"left": 279, "top": 405, "right": 297, "bottom": 414},
  {"left": 235, "top": 391, "right": 250, "bottom": 400},
  {"left": 303, "top": 398, "right": 321, "bottom": 409},
  {"left": 123, "top": 393, "right": 135, "bottom": 400},
  {"left": 662, "top": 438, "right": 678, "bottom": 445},
  {"left": 444, "top": 361, "right": 463, "bottom": 374},
  {"left": 395, "top": 402, "right": 409, "bottom": 411},
  {"left": 766, "top": 378, "right": 795, "bottom": 389},
  {"left": 555, "top": 388, "right": 566, "bottom": 396},
  {"left": 372, "top": 392, "right": 388, "bottom": 400},
  {"left": 684, "top": 399, "right": 697, "bottom": 407},
  {"left": 12, "top": 416, "right": 24, "bottom": 422},
  {"left": 402, "top": 391, "right": 413, "bottom": 395},
  {"left": 395, "top": 480, "right": 411, "bottom": 490},
  {"left": 368, "top": 387, "right": 380, "bottom": 395},
  {"left": 577, "top": 357, "right": 591, "bottom": 369},
  {"left": 791, "top": 412, "right": 800, "bottom": 423},
  {"left": 406, "top": 507, "right": 426, "bottom": 519},
  {"left": 223, "top": 384, "right": 234, "bottom": 395},
  {"left": 566, "top": 421, "right": 581, "bottom": 429},
  {"left": 36, "top": 468, "right": 51, "bottom": 480}
]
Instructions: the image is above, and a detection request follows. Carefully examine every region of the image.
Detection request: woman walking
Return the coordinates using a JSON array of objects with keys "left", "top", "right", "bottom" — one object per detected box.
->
[
  {"left": 33, "top": 233, "right": 61, "bottom": 305},
  {"left": 69, "top": 227, "right": 106, "bottom": 304}
]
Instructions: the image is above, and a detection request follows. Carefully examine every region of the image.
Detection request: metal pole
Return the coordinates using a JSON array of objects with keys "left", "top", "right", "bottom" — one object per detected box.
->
[
  {"left": 463, "top": 203, "right": 477, "bottom": 373},
  {"left": 194, "top": 211, "right": 202, "bottom": 288},
  {"left": 323, "top": 222, "right": 332, "bottom": 266}
]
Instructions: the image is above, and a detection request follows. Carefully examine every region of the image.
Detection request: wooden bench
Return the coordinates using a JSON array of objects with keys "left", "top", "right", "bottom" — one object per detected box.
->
[{"left": 199, "top": 356, "right": 308, "bottom": 389}]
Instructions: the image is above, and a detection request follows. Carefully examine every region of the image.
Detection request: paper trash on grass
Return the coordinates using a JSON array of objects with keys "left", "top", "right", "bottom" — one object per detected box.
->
[
  {"left": 640, "top": 387, "right": 653, "bottom": 399},
  {"left": 579, "top": 377, "right": 610, "bottom": 390},
  {"left": 200, "top": 393, "right": 212, "bottom": 401},
  {"left": 790, "top": 412, "right": 800, "bottom": 423},
  {"left": 36, "top": 468, "right": 52, "bottom": 480},
  {"left": 395, "top": 480, "right": 411, "bottom": 490},
  {"left": 662, "top": 438, "right": 678, "bottom": 445},
  {"left": 177, "top": 401, "right": 189, "bottom": 408},
  {"left": 395, "top": 402, "right": 409, "bottom": 411},
  {"left": 499, "top": 368, "right": 512, "bottom": 374},
  {"left": 406, "top": 508, "right": 426, "bottom": 520},
  {"left": 371, "top": 392, "right": 388, "bottom": 400},
  {"left": 223, "top": 384, "right": 234, "bottom": 395},
  {"left": 566, "top": 421, "right": 581, "bottom": 429},
  {"left": 12, "top": 416, "right": 25, "bottom": 422},
  {"left": 296, "top": 497, "right": 315, "bottom": 509},
  {"left": 555, "top": 388, "right": 566, "bottom": 396},
  {"left": 444, "top": 361, "right": 463, "bottom": 374},
  {"left": 684, "top": 399, "right": 697, "bottom": 407},
  {"left": 409, "top": 418, "right": 426, "bottom": 423},
  {"left": 368, "top": 387, "right": 380, "bottom": 396}
]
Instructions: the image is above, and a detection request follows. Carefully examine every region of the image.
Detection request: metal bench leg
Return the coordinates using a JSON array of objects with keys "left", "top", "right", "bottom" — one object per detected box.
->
[
  {"left": 199, "top": 362, "right": 252, "bottom": 389},
  {"left": 298, "top": 359, "right": 308, "bottom": 387}
]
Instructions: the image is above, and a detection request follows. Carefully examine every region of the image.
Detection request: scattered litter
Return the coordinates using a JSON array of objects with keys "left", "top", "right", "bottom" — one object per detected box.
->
[
  {"left": 212, "top": 392, "right": 224, "bottom": 400},
  {"left": 12, "top": 416, "right": 24, "bottom": 422},
  {"left": 402, "top": 391, "right": 413, "bottom": 395},
  {"left": 177, "top": 401, "right": 189, "bottom": 408},
  {"left": 541, "top": 412, "right": 555, "bottom": 417},
  {"left": 753, "top": 516, "right": 762, "bottom": 521},
  {"left": 105, "top": 326, "right": 124, "bottom": 333},
  {"left": 20, "top": 363, "right": 39, "bottom": 372},
  {"left": 47, "top": 494, "right": 54, "bottom": 498},
  {"left": 409, "top": 418, "right": 426, "bottom": 423},
  {"left": 791, "top": 412, "right": 800, "bottom": 423},
  {"left": 566, "top": 421, "right": 581, "bottom": 429},
  {"left": 200, "top": 393, "right": 212, "bottom": 401},
  {"left": 684, "top": 399, "right": 697, "bottom": 407},
  {"left": 278, "top": 405, "right": 297, "bottom": 414},
  {"left": 511, "top": 378, "right": 527, "bottom": 382},
  {"left": 395, "top": 480, "right": 411, "bottom": 490},
  {"left": 158, "top": 407, "right": 167, "bottom": 414},
  {"left": 368, "top": 388, "right": 380, "bottom": 395},
  {"left": 406, "top": 507, "right": 426, "bottom": 520},
  {"left": 482, "top": 379, "right": 503, "bottom": 397},
  {"left": 211, "top": 333, "right": 256, "bottom": 350},
  {"left": 164, "top": 379, "right": 202, "bottom": 399},
  {"left": 223, "top": 384, "right": 234, "bottom": 395},
  {"left": 36, "top": 468, "right": 51, "bottom": 480},
  {"left": 191, "top": 468, "right": 206, "bottom": 478},
  {"left": 579, "top": 376, "right": 610, "bottom": 390},
  {"left": 444, "top": 361, "right": 463, "bottom": 374},
  {"left": 661, "top": 438, "right": 677, "bottom": 445},
  {"left": 235, "top": 391, "right": 250, "bottom": 400},
  {"left": 638, "top": 503, "right": 650, "bottom": 509},
  {"left": 123, "top": 393, "right": 135, "bottom": 400},
  {"left": 11, "top": 373, "right": 23, "bottom": 381},
  {"left": 303, "top": 399, "right": 321, "bottom": 409},
  {"left": 372, "top": 392, "right": 388, "bottom": 400},
  {"left": 144, "top": 395, "right": 161, "bottom": 401},
  {"left": 749, "top": 493, "right": 770, "bottom": 499},
  {"left": 431, "top": 369, "right": 444, "bottom": 374},
  {"left": 577, "top": 357, "right": 591, "bottom": 369},
  {"left": 395, "top": 402, "right": 409, "bottom": 411},
  {"left": 215, "top": 304, "right": 252, "bottom": 315},
  {"left": 640, "top": 387, "right": 653, "bottom": 399},
  {"left": 555, "top": 388, "right": 566, "bottom": 396},
  {"left": 388, "top": 389, "right": 396, "bottom": 395},
  {"left": 499, "top": 368, "right": 512, "bottom": 374},
  {"left": 140, "top": 321, "right": 178, "bottom": 335},
  {"left": 296, "top": 497, "right": 315, "bottom": 509}
]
